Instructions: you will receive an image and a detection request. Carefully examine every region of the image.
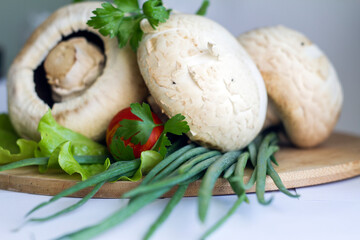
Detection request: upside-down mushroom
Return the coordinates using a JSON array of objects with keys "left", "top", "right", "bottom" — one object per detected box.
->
[
  {"left": 238, "top": 26, "right": 343, "bottom": 147},
  {"left": 137, "top": 14, "right": 267, "bottom": 152},
  {"left": 7, "top": 2, "right": 147, "bottom": 141}
]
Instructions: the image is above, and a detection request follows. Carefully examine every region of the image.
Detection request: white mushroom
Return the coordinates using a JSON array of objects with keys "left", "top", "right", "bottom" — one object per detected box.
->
[
  {"left": 238, "top": 26, "right": 343, "bottom": 147},
  {"left": 7, "top": 2, "right": 147, "bottom": 141},
  {"left": 137, "top": 14, "right": 267, "bottom": 151}
]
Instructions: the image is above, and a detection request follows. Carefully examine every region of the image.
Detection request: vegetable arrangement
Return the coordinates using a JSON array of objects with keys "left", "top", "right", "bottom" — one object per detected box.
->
[
  {"left": 0, "top": 106, "right": 296, "bottom": 239},
  {"left": 0, "top": 0, "right": 343, "bottom": 239}
]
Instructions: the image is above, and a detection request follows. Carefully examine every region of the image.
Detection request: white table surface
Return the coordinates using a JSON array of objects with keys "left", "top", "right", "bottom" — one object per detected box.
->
[{"left": 1, "top": 79, "right": 360, "bottom": 240}]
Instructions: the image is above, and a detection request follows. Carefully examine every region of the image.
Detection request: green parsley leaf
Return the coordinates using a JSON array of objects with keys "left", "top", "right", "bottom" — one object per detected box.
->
[
  {"left": 87, "top": 3, "right": 125, "bottom": 38},
  {"left": 156, "top": 134, "right": 172, "bottom": 157},
  {"left": 109, "top": 136, "right": 135, "bottom": 161},
  {"left": 196, "top": 0, "right": 210, "bottom": 16},
  {"left": 110, "top": 102, "right": 190, "bottom": 159},
  {"left": 114, "top": 0, "right": 139, "bottom": 12},
  {"left": 152, "top": 113, "right": 189, "bottom": 157},
  {"left": 129, "top": 21, "right": 144, "bottom": 50},
  {"left": 164, "top": 114, "right": 190, "bottom": 135},
  {"left": 117, "top": 16, "right": 144, "bottom": 51},
  {"left": 117, "top": 103, "right": 160, "bottom": 145},
  {"left": 87, "top": 0, "right": 171, "bottom": 51},
  {"left": 143, "top": 0, "right": 171, "bottom": 28}
]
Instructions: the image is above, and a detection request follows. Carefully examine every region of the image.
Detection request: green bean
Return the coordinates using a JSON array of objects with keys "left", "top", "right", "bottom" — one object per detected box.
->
[
  {"left": 256, "top": 132, "right": 276, "bottom": 205},
  {"left": 229, "top": 152, "right": 256, "bottom": 190},
  {"left": 198, "top": 151, "right": 241, "bottom": 222},
  {"left": 149, "top": 151, "right": 218, "bottom": 185},
  {"left": 248, "top": 134, "right": 263, "bottom": 167},
  {"left": 200, "top": 192, "right": 247, "bottom": 240},
  {"left": 245, "top": 165, "right": 257, "bottom": 189},
  {"left": 230, "top": 137, "right": 277, "bottom": 192},
  {"left": 228, "top": 178, "right": 245, "bottom": 199},
  {"left": 266, "top": 145, "right": 279, "bottom": 158},
  {"left": 165, "top": 138, "right": 187, "bottom": 157},
  {"left": 269, "top": 136, "right": 278, "bottom": 147},
  {"left": 143, "top": 183, "right": 188, "bottom": 240},
  {"left": 235, "top": 153, "right": 250, "bottom": 182},
  {"left": 254, "top": 133, "right": 264, "bottom": 148},
  {"left": 267, "top": 159, "right": 299, "bottom": 198},
  {"left": 129, "top": 149, "right": 214, "bottom": 206},
  {"left": 128, "top": 149, "right": 208, "bottom": 205},
  {"left": 270, "top": 155, "right": 279, "bottom": 166},
  {"left": 247, "top": 142, "right": 257, "bottom": 168},
  {"left": 0, "top": 155, "right": 108, "bottom": 172},
  {"left": 26, "top": 159, "right": 141, "bottom": 217},
  {"left": 56, "top": 186, "right": 173, "bottom": 240},
  {"left": 123, "top": 155, "right": 220, "bottom": 198},
  {"left": 150, "top": 147, "right": 209, "bottom": 183},
  {"left": 26, "top": 169, "right": 137, "bottom": 224},
  {"left": 178, "top": 151, "right": 221, "bottom": 174},
  {"left": 28, "top": 181, "right": 106, "bottom": 223},
  {"left": 0, "top": 157, "right": 48, "bottom": 171},
  {"left": 268, "top": 133, "right": 279, "bottom": 166},
  {"left": 223, "top": 163, "right": 236, "bottom": 179},
  {"left": 73, "top": 155, "right": 109, "bottom": 165},
  {"left": 140, "top": 144, "right": 195, "bottom": 186},
  {"left": 229, "top": 167, "right": 257, "bottom": 194}
]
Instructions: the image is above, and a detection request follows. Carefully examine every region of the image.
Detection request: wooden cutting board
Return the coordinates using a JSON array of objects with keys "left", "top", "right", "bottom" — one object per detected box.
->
[{"left": 0, "top": 132, "right": 359, "bottom": 198}]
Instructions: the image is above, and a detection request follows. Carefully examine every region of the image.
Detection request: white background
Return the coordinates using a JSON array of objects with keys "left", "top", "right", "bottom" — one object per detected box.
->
[{"left": 0, "top": 1, "right": 360, "bottom": 240}]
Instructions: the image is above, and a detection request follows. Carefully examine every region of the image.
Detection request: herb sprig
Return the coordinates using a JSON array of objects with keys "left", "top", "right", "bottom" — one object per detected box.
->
[
  {"left": 110, "top": 103, "right": 190, "bottom": 161},
  {"left": 87, "top": 0, "right": 171, "bottom": 51},
  {"left": 87, "top": 0, "right": 210, "bottom": 51}
]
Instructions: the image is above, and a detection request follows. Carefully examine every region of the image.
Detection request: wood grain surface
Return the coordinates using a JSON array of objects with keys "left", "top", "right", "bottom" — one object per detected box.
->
[{"left": 0, "top": 132, "right": 359, "bottom": 198}]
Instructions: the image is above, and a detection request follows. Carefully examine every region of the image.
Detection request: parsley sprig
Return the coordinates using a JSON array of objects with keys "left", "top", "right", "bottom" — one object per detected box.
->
[
  {"left": 110, "top": 103, "right": 190, "bottom": 161},
  {"left": 86, "top": 0, "right": 210, "bottom": 51},
  {"left": 87, "top": 0, "right": 171, "bottom": 51}
]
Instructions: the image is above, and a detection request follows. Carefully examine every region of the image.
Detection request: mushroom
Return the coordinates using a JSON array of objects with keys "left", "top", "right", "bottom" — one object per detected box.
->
[
  {"left": 137, "top": 14, "right": 267, "bottom": 152},
  {"left": 7, "top": 2, "right": 147, "bottom": 141},
  {"left": 44, "top": 37, "right": 105, "bottom": 102},
  {"left": 238, "top": 26, "right": 343, "bottom": 147}
]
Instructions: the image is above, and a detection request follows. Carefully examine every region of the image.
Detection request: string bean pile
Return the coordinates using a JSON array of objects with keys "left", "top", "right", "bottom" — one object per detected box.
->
[{"left": 0, "top": 131, "right": 299, "bottom": 239}]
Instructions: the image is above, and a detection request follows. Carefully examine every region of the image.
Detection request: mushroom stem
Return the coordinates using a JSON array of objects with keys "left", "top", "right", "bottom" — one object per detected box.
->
[{"left": 44, "top": 37, "right": 105, "bottom": 102}]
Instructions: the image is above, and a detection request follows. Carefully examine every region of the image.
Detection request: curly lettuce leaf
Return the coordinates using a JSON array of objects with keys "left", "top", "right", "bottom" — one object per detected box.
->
[
  {"left": 0, "top": 114, "right": 37, "bottom": 164},
  {"left": 35, "top": 110, "right": 107, "bottom": 158},
  {"left": 34, "top": 111, "right": 109, "bottom": 179},
  {"left": 118, "top": 150, "right": 162, "bottom": 182},
  {"left": 44, "top": 141, "right": 110, "bottom": 181}
]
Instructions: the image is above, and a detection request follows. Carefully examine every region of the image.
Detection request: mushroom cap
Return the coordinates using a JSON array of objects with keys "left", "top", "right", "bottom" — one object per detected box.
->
[
  {"left": 7, "top": 2, "right": 147, "bottom": 141},
  {"left": 137, "top": 14, "right": 267, "bottom": 151},
  {"left": 238, "top": 25, "right": 343, "bottom": 147}
]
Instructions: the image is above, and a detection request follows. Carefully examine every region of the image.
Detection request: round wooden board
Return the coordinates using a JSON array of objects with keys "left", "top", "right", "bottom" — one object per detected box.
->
[{"left": 0, "top": 132, "right": 360, "bottom": 198}]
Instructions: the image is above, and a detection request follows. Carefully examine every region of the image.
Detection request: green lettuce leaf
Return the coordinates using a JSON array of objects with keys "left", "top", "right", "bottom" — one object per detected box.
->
[
  {"left": 1, "top": 111, "right": 110, "bottom": 180},
  {"left": 35, "top": 111, "right": 107, "bottom": 157},
  {"left": 0, "top": 114, "right": 37, "bottom": 164},
  {"left": 118, "top": 150, "right": 163, "bottom": 182},
  {"left": 45, "top": 141, "right": 110, "bottom": 180},
  {"left": 34, "top": 111, "right": 109, "bottom": 179}
]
